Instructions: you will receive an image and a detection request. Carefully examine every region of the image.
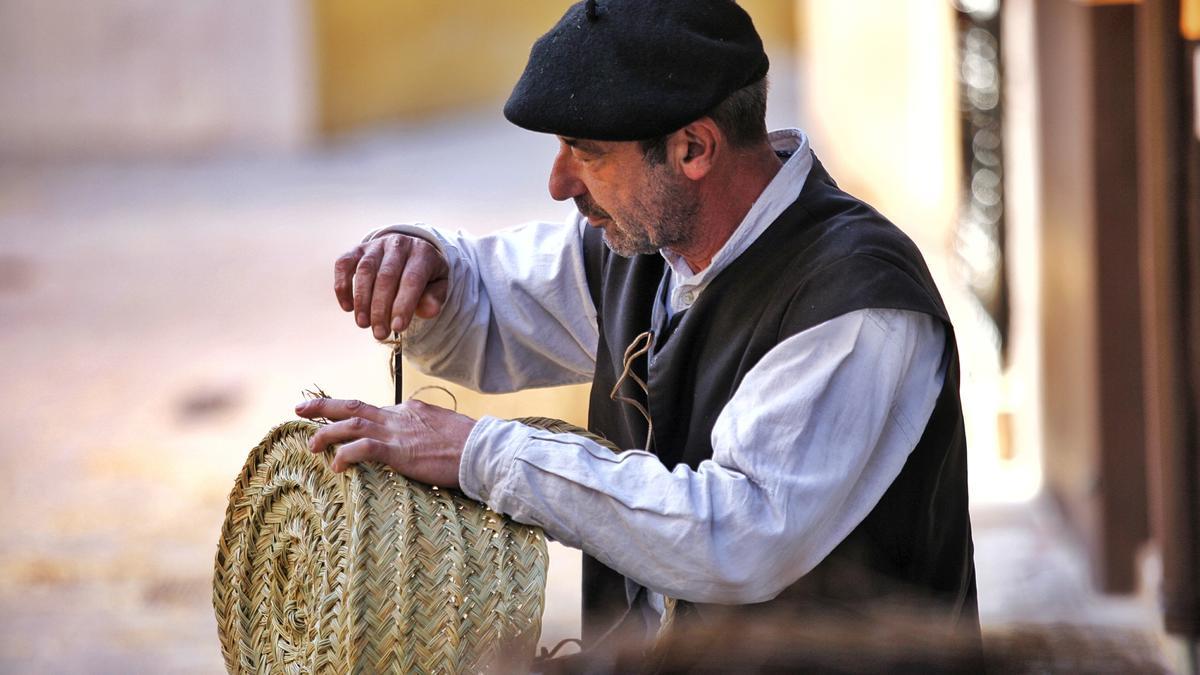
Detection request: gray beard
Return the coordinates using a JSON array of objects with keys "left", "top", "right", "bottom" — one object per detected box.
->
[
  {"left": 603, "top": 193, "right": 698, "bottom": 258},
  {"left": 600, "top": 227, "right": 657, "bottom": 258}
]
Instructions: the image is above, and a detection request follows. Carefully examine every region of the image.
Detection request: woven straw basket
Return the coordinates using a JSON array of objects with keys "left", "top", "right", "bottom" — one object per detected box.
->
[{"left": 214, "top": 417, "right": 586, "bottom": 673}]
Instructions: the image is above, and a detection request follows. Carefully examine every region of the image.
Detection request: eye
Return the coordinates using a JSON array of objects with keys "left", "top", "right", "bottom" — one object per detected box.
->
[{"left": 570, "top": 146, "right": 598, "bottom": 163}]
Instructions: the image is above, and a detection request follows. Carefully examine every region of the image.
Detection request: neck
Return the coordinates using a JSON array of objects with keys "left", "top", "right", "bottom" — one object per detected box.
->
[{"left": 675, "top": 145, "right": 783, "bottom": 272}]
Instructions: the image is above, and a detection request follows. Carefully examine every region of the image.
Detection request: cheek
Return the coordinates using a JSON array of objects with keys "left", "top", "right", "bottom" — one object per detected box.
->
[
  {"left": 585, "top": 162, "right": 630, "bottom": 196},
  {"left": 584, "top": 173, "right": 614, "bottom": 199}
]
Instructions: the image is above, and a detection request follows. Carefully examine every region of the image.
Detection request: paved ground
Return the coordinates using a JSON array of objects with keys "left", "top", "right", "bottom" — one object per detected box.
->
[{"left": 0, "top": 105, "right": 1169, "bottom": 671}]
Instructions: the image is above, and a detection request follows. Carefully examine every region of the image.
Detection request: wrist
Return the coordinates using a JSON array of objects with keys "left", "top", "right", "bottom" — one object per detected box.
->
[
  {"left": 362, "top": 223, "right": 448, "bottom": 260},
  {"left": 458, "top": 416, "right": 526, "bottom": 505}
]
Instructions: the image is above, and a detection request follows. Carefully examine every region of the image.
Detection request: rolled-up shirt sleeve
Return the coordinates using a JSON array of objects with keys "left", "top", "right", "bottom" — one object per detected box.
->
[
  {"left": 458, "top": 308, "right": 947, "bottom": 604},
  {"left": 365, "top": 213, "right": 598, "bottom": 392}
]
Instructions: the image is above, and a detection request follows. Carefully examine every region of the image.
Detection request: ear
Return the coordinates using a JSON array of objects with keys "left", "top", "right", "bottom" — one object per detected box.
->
[{"left": 672, "top": 118, "right": 720, "bottom": 181}]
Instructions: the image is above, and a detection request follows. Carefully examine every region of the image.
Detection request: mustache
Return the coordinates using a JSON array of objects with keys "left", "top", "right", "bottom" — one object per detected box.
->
[{"left": 574, "top": 196, "right": 611, "bottom": 221}]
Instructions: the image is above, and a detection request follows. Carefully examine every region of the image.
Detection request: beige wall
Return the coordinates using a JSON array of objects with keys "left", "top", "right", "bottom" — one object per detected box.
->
[
  {"left": 0, "top": 1, "right": 799, "bottom": 156},
  {"left": 798, "top": 0, "right": 960, "bottom": 252},
  {"left": 312, "top": 1, "right": 572, "bottom": 134},
  {"left": 313, "top": 0, "right": 798, "bottom": 134},
  {"left": 0, "top": 0, "right": 314, "bottom": 158}
]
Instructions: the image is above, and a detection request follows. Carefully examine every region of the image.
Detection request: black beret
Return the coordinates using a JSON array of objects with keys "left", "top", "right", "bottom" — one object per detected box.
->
[{"left": 503, "top": 0, "right": 769, "bottom": 141}]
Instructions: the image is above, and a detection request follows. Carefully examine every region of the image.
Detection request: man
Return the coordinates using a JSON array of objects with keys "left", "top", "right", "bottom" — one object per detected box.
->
[{"left": 296, "top": 0, "right": 978, "bottom": 658}]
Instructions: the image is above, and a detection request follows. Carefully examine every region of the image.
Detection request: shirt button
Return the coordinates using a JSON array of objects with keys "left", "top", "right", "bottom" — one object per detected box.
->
[{"left": 681, "top": 290, "right": 696, "bottom": 305}]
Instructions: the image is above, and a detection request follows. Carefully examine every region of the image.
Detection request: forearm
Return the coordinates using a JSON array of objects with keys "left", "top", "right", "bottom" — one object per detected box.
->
[{"left": 460, "top": 416, "right": 792, "bottom": 604}]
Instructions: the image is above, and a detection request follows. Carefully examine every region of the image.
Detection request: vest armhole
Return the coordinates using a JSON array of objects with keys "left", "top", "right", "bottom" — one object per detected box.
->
[{"left": 776, "top": 253, "right": 950, "bottom": 341}]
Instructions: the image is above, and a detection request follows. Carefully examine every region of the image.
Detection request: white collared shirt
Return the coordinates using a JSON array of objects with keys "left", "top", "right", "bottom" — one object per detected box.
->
[
  {"left": 659, "top": 129, "right": 813, "bottom": 319},
  {"left": 366, "top": 129, "right": 947, "bottom": 608}
]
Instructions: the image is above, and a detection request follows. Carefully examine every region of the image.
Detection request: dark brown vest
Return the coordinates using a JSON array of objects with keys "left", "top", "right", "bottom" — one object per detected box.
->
[{"left": 579, "top": 155, "right": 978, "bottom": 646}]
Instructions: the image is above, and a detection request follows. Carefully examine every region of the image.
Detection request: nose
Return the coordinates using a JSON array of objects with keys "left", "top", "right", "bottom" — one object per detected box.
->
[{"left": 548, "top": 145, "right": 586, "bottom": 202}]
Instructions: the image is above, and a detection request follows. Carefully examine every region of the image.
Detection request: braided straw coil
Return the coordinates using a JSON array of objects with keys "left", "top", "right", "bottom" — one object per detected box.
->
[{"left": 214, "top": 417, "right": 593, "bottom": 673}]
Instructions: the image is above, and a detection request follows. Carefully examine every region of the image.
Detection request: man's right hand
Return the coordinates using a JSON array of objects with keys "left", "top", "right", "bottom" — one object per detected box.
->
[{"left": 334, "top": 234, "right": 450, "bottom": 340}]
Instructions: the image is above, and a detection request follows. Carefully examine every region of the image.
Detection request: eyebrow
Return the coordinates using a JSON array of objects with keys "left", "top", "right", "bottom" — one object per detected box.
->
[{"left": 562, "top": 137, "right": 604, "bottom": 154}]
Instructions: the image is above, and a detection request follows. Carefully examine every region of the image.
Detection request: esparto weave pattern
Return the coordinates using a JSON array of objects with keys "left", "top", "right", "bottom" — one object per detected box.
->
[{"left": 213, "top": 417, "right": 578, "bottom": 673}]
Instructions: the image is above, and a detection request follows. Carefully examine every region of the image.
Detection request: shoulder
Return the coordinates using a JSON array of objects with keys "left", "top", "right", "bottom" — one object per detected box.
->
[{"left": 766, "top": 203, "right": 949, "bottom": 338}]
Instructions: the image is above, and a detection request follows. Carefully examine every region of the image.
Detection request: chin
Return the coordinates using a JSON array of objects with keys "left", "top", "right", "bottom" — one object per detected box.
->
[
  {"left": 600, "top": 231, "right": 632, "bottom": 258},
  {"left": 601, "top": 232, "right": 656, "bottom": 258}
]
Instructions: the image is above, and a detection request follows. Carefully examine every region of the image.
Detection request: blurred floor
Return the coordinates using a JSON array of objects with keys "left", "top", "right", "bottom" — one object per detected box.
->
[{"left": 0, "top": 105, "right": 1163, "bottom": 671}]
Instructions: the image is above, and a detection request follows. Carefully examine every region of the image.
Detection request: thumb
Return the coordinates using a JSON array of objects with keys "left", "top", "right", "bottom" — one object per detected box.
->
[{"left": 414, "top": 279, "right": 448, "bottom": 319}]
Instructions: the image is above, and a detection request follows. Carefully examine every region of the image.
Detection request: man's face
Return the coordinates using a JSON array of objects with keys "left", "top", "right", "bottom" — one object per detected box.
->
[{"left": 549, "top": 136, "right": 699, "bottom": 257}]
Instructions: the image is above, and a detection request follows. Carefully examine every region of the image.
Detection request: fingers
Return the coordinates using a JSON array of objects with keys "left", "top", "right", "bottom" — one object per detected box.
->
[
  {"left": 295, "top": 398, "right": 385, "bottom": 424},
  {"left": 415, "top": 278, "right": 449, "bottom": 319},
  {"left": 338, "top": 235, "right": 449, "bottom": 339},
  {"left": 390, "top": 241, "right": 446, "bottom": 333},
  {"left": 352, "top": 240, "right": 386, "bottom": 329},
  {"left": 292, "top": 399, "right": 470, "bottom": 486},
  {"left": 308, "top": 415, "right": 391, "bottom": 454},
  {"left": 370, "top": 236, "right": 410, "bottom": 339},
  {"left": 329, "top": 438, "right": 402, "bottom": 473},
  {"left": 334, "top": 244, "right": 366, "bottom": 312},
  {"left": 296, "top": 399, "right": 402, "bottom": 473}
]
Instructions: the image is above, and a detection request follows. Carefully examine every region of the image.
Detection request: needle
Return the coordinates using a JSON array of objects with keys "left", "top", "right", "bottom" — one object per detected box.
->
[{"left": 392, "top": 333, "right": 403, "bottom": 405}]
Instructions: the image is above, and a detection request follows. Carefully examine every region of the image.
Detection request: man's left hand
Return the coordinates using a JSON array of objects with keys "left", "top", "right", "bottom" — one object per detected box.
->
[{"left": 294, "top": 398, "right": 476, "bottom": 488}]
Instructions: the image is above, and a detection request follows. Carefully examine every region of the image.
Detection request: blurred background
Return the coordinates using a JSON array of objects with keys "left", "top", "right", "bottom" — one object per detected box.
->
[{"left": 1, "top": 0, "right": 1198, "bottom": 672}]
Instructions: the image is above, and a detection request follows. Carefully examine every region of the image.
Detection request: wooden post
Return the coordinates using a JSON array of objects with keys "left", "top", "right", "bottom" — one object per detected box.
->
[
  {"left": 1135, "top": 0, "right": 1200, "bottom": 639},
  {"left": 1034, "top": 0, "right": 1150, "bottom": 592}
]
